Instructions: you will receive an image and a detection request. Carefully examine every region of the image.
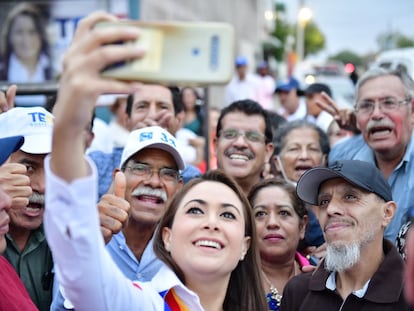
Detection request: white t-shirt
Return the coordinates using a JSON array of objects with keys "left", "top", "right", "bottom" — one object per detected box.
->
[{"left": 225, "top": 73, "right": 260, "bottom": 105}]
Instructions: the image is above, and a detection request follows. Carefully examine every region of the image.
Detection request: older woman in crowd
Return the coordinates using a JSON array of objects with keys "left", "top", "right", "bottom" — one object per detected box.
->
[
  {"left": 248, "top": 178, "right": 310, "bottom": 311},
  {"left": 271, "top": 119, "right": 330, "bottom": 255}
]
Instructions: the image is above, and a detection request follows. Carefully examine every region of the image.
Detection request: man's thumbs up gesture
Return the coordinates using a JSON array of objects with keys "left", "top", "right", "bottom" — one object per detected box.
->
[{"left": 99, "top": 171, "right": 130, "bottom": 244}]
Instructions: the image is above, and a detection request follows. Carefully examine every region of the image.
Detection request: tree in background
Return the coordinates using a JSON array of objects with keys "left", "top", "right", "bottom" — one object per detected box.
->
[
  {"left": 265, "top": 2, "right": 290, "bottom": 62},
  {"left": 377, "top": 31, "right": 414, "bottom": 51},
  {"left": 302, "top": 21, "right": 325, "bottom": 57},
  {"left": 267, "top": 2, "right": 325, "bottom": 62},
  {"left": 328, "top": 50, "right": 364, "bottom": 68}
]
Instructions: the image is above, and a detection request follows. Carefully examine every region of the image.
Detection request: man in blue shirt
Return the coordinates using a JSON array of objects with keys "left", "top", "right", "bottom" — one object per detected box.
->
[
  {"left": 328, "top": 67, "right": 414, "bottom": 242},
  {"left": 51, "top": 126, "right": 185, "bottom": 310},
  {"left": 89, "top": 84, "right": 201, "bottom": 199}
]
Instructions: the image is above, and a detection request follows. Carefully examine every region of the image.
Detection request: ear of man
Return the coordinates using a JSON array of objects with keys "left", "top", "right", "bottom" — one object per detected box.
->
[{"left": 381, "top": 200, "right": 396, "bottom": 228}]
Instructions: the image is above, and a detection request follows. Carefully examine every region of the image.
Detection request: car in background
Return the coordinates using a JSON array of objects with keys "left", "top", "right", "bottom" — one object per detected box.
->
[
  {"left": 307, "top": 74, "right": 355, "bottom": 109},
  {"left": 371, "top": 47, "right": 414, "bottom": 80},
  {"left": 294, "top": 61, "right": 355, "bottom": 109}
]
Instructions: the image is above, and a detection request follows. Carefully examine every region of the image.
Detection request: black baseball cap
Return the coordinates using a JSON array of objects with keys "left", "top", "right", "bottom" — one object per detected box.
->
[
  {"left": 304, "top": 83, "right": 332, "bottom": 97},
  {"left": 296, "top": 160, "right": 392, "bottom": 205}
]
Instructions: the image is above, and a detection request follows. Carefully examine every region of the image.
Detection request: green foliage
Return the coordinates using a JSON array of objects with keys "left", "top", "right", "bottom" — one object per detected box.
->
[
  {"left": 329, "top": 50, "right": 364, "bottom": 67},
  {"left": 377, "top": 31, "right": 414, "bottom": 50},
  {"left": 272, "top": 17, "right": 291, "bottom": 61},
  {"left": 396, "top": 35, "right": 414, "bottom": 48},
  {"left": 268, "top": 3, "right": 325, "bottom": 61},
  {"left": 303, "top": 22, "right": 325, "bottom": 56}
]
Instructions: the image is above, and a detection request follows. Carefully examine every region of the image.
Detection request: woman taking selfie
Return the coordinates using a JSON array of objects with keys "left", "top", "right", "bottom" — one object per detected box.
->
[
  {"left": 44, "top": 11, "right": 267, "bottom": 311},
  {"left": 45, "top": 166, "right": 267, "bottom": 310}
]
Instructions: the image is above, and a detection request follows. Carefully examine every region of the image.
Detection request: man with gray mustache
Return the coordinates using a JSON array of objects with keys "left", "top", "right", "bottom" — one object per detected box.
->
[
  {"left": 326, "top": 67, "right": 414, "bottom": 242},
  {"left": 102, "top": 125, "right": 184, "bottom": 280},
  {"left": 0, "top": 105, "right": 54, "bottom": 311},
  {"left": 52, "top": 125, "right": 185, "bottom": 310},
  {"left": 0, "top": 135, "right": 37, "bottom": 310}
]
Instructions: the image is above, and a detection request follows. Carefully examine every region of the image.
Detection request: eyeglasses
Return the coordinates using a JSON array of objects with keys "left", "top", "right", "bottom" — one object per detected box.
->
[
  {"left": 218, "top": 129, "right": 265, "bottom": 143},
  {"left": 125, "top": 162, "right": 180, "bottom": 183},
  {"left": 355, "top": 97, "right": 411, "bottom": 115}
]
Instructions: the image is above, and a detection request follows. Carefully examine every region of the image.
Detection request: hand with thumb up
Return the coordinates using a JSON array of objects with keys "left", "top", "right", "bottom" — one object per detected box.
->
[{"left": 99, "top": 171, "right": 130, "bottom": 244}]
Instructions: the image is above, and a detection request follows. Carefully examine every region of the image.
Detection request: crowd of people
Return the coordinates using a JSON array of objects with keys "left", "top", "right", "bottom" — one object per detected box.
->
[{"left": 1, "top": 9, "right": 414, "bottom": 311}]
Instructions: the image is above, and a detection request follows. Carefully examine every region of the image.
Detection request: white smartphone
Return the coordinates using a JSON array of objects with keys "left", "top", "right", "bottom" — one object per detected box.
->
[{"left": 96, "top": 20, "right": 235, "bottom": 86}]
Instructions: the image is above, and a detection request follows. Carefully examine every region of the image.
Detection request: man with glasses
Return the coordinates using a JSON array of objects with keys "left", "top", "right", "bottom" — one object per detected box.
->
[
  {"left": 214, "top": 99, "right": 274, "bottom": 194},
  {"left": 89, "top": 84, "right": 200, "bottom": 200},
  {"left": 325, "top": 67, "right": 414, "bottom": 242},
  {"left": 51, "top": 126, "right": 185, "bottom": 310}
]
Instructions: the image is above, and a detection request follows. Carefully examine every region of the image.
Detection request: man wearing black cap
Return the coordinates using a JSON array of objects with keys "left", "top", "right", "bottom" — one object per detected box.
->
[
  {"left": 304, "top": 82, "right": 334, "bottom": 132},
  {"left": 281, "top": 160, "right": 410, "bottom": 310}
]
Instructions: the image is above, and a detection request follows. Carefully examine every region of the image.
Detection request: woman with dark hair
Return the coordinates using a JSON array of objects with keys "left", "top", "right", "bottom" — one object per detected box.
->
[
  {"left": 181, "top": 87, "right": 204, "bottom": 136},
  {"left": 46, "top": 168, "right": 268, "bottom": 310},
  {"left": 153, "top": 170, "right": 267, "bottom": 310},
  {"left": 0, "top": 2, "right": 53, "bottom": 106},
  {"left": 45, "top": 11, "right": 267, "bottom": 310},
  {"left": 177, "top": 87, "right": 206, "bottom": 170},
  {"left": 248, "top": 178, "right": 310, "bottom": 311}
]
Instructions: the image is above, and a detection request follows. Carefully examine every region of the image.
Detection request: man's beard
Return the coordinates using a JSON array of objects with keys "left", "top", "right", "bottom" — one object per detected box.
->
[
  {"left": 325, "top": 230, "right": 375, "bottom": 272},
  {"left": 325, "top": 242, "right": 361, "bottom": 272}
]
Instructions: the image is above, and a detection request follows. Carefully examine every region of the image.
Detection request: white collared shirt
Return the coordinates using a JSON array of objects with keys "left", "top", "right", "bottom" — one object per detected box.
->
[
  {"left": 326, "top": 272, "right": 370, "bottom": 298},
  {"left": 44, "top": 156, "right": 204, "bottom": 311}
]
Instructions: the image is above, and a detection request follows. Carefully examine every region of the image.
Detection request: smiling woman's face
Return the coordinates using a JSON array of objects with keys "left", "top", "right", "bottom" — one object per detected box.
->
[
  {"left": 275, "top": 127, "right": 324, "bottom": 182},
  {"left": 10, "top": 14, "right": 42, "bottom": 63},
  {"left": 162, "top": 180, "right": 250, "bottom": 281}
]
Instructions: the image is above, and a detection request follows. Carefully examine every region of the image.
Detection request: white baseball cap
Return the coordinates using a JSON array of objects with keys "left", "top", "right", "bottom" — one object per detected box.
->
[
  {"left": 0, "top": 107, "right": 54, "bottom": 154},
  {"left": 120, "top": 126, "right": 185, "bottom": 170}
]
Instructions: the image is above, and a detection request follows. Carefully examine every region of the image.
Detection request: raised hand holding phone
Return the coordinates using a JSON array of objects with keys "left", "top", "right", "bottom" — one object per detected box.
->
[{"left": 97, "top": 20, "right": 235, "bottom": 85}]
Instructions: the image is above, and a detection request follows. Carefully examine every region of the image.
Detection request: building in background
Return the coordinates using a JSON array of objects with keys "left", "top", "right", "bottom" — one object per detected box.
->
[{"left": 0, "top": 0, "right": 275, "bottom": 109}]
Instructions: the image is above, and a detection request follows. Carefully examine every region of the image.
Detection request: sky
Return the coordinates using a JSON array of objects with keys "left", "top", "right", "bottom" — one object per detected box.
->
[{"left": 283, "top": 0, "right": 414, "bottom": 58}]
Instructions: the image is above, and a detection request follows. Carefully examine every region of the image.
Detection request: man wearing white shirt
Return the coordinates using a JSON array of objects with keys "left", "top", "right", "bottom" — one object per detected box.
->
[
  {"left": 255, "top": 61, "right": 276, "bottom": 110},
  {"left": 225, "top": 56, "right": 259, "bottom": 105},
  {"left": 275, "top": 77, "right": 307, "bottom": 121},
  {"left": 305, "top": 83, "right": 334, "bottom": 132}
]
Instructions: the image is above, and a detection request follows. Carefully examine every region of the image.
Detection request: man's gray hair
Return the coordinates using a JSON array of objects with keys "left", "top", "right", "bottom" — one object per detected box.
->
[{"left": 355, "top": 67, "right": 414, "bottom": 102}]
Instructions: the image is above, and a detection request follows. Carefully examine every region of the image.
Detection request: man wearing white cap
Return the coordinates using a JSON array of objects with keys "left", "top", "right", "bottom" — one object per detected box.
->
[
  {"left": 89, "top": 84, "right": 201, "bottom": 200},
  {"left": 104, "top": 125, "right": 184, "bottom": 251},
  {"left": 0, "top": 135, "right": 37, "bottom": 310},
  {"left": 0, "top": 106, "right": 54, "bottom": 311},
  {"left": 51, "top": 125, "right": 186, "bottom": 310}
]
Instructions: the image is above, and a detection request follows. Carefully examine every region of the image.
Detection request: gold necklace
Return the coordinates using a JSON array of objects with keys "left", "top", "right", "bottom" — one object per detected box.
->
[{"left": 262, "top": 271, "right": 282, "bottom": 307}]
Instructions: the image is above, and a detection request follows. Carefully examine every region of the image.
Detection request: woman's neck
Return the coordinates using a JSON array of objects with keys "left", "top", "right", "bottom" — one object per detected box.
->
[
  {"left": 186, "top": 273, "right": 229, "bottom": 311},
  {"left": 184, "top": 110, "right": 197, "bottom": 122},
  {"left": 261, "top": 256, "right": 299, "bottom": 293},
  {"left": 19, "top": 57, "right": 39, "bottom": 77}
]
